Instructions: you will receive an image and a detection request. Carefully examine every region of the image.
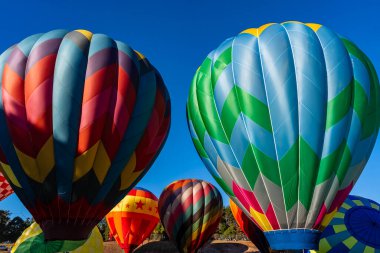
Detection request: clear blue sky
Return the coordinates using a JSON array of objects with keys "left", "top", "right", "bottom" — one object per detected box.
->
[{"left": 0, "top": 0, "right": 380, "bottom": 219}]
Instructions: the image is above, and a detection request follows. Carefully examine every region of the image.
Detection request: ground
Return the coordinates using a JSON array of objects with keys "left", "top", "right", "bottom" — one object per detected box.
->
[{"left": 104, "top": 240, "right": 259, "bottom": 253}]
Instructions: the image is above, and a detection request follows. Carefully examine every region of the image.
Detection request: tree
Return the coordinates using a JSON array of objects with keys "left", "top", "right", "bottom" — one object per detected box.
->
[
  {"left": 2, "top": 216, "right": 29, "bottom": 242},
  {"left": 0, "top": 210, "right": 11, "bottom": 242},
  {"left": 98, "top": 218, "right": 109, "bottom": 241}
]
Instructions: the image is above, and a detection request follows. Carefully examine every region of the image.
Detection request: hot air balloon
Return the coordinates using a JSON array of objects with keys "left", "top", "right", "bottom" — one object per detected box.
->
[
  {"left": 315, "top": 195, "right": 380, "bottom": 252},
  {"left": 106, "top": 187, "right": 160, "bottom": 253},
  {"left": 0, "top": 29, "right": 171, "bottom": 251},
  {"left": 11, "top": 222, "right": 104, "bottom": 253},
  {"left": 0, "top": 171, "right": 13, "bottom": 201},
  {"left": 230, "top": 199, "right": 271, "bottom": 253},
  {"left": 158, "top": 179, "right": 223, "bottom": 253},
  {"left": 186, "top": 21, "right": 380, "bottom": 251}
]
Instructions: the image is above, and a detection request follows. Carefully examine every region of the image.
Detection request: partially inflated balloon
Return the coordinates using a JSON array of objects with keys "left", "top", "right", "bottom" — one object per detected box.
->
[
  {"left": 0, "top": 171, "right": 12, "bottom": 201},
  {"left": 106, "top": 187, "right": 159, "bottom": 253},
  {"left": 187, "top": 21, "right": 380, "bottom": 250},
  {"left": 316, "top": 195, "right": 380, "bottom": 252},
  {"left": 158, "top": 179, "right": 223, "bottom": 253},
  {"left": 0, "top": 29, "right": 171, "bottom": 247},
  {"left": 12, "top": 223, "right": 103, "bottom": 253},
  {"left": 230, "top": 199, "right": 271, "bottom": 253}
]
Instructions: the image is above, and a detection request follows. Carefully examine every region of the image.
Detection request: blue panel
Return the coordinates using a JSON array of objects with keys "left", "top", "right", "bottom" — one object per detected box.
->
[
  {"left": 53, "top": 31, "right": 90, "bottom": 201},
  {"left": 232, "top": 33, "right": 267, "bottom": 104},
  {"left": 258, "top": 24, "right": 298, "bottom": 160}
]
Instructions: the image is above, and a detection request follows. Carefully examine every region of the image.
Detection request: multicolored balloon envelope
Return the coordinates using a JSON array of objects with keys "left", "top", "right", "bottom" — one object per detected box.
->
[
  {"left": 230, "top": 199, "right": 271, "bottom": 253},
  {"left": 316, "top": 195, "right": 380, "bottom": 252},
  {"left": 11, "top": 222, "right": 103, "bottom": 253},
  {"left": 106, "top": 187, "right": 160, "bottom": 253},
  {"left": 0, "top": 29, "right": 171, "bottom": 246},
  {"left": 158, "top": 179, "right": 223, "bottom": 253},
  {"left": 0, "top": 171, "right": 13, "bottom": 201},
  {"left": 186, "top": 21, "right": 380, "bottom": 251}
]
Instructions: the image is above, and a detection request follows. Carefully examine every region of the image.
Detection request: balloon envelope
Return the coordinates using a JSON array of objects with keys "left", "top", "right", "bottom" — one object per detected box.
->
[
  {"left": 158, "top": 179, "right": 223, "bottom": 253},
  {"left": 106, "top": 187, "right": 159, "bottom": 253},
  {"left": 186, "top": 21, "right": 380, "bottom": 250},
  {"left": 316, "top": 195, "right": 380, "bottom": 252},
  {"left": 0, "top": 171, "right": 13, "bottom": 201},
  {"left": 230, "top": 199, "right": 271, "bottom": 253},
  {"left": 11, "top": 222, "right": 103, "bottom": 253},
  {"left": 0, "top": 29, "right": 171, "bottom": 242}
]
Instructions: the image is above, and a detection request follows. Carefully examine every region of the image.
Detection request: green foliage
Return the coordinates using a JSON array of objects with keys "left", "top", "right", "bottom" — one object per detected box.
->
[
  {"left": 98, "top": 218, "right": 110, "bottom": 241},
  {"left": 0, "top": 210, "right": 30, "bottom": 243}
]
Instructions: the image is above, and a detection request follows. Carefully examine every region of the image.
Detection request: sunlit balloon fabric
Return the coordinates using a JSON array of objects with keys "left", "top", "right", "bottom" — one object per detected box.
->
[
  {"left": 186, "top": 21, "right": 380, "bottom": 250},
  {"left": 230, "top": 199, "right": 271, "bottom": 253},
  {"left": 12, "top": 222, "right": 103, "bottom": 253},
  {"left": 158, "top": 179, "right": 223, "bottom": 253},
  {"left": 316, "top": 195, "right": 380, "bottom": 253},
  {"left": 0, "top": 171, "right": 13, "bottom": 201},
  {"left": 106, "top": 187, "right": 159, "bottom": 253},
  {"left": 0, "top": 29, "right": 171, "bottom": 241}
]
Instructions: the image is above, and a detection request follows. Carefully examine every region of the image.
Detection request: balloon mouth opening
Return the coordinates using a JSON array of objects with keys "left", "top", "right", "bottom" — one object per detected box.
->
[
  {"left": 264, "top": 229, "right": 321, "bottom": 250},
  {"left": 345, "top": 206, "right": 380, "bottom": 248},
  {"left": 39, "top": 220, "right": 97, "bottom": 241}
]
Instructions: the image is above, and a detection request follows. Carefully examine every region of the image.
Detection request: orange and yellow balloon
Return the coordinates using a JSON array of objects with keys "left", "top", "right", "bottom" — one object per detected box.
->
[{"left": 106, "top": 187, "right": 159, "bottom": 253}]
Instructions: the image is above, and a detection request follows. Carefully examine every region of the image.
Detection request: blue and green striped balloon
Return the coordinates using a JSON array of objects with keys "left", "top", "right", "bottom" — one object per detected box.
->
[{"left": 186, "top": 21, "right": 380, "bottom": 250}]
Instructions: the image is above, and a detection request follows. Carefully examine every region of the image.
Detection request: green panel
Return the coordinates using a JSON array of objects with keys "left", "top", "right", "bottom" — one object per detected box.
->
[
  {"left": 236, "top": 86, "right": 272, "bottom": 132},
  {"left": 220, "top": 88, "right": 241, "bottom": 140},
  {"left": 336, "top": 144, "right": 352, "bottom": 183},
  {"left": 241, "top": 146, "right": 261, "bottom": 189},
  {"left": 196, "top": 63, "right": 228, "bottom": 143},
  {"left": 353, "top": 80, "right": 369, "bottom": 125},
  {"left": 317, "top": 141, "right": 347, "bottom": 185},
  {"left": 326, "top": 81, "right": 353, "bottom": 130},
  {"left": 211, "top": 47, "right": 232, "bottom": 90},
  {"left": 279, "top": 138, "right": 299, "bottom": 211},
  {"left": 299, "top": 138, "right": 320, "bottom": 210},
  {"left": 251, "top": 145, "right": 281, "bottom": 186}
]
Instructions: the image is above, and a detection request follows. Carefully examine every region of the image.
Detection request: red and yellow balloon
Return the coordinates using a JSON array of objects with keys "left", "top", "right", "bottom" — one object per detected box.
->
[{"left": 106, "top": 187, "right": 159, "bottom": 253}]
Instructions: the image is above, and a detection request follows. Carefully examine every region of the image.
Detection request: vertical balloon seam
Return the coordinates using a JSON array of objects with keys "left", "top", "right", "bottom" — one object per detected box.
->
[
  {"left": 186, "top": 71, "right": 233, "bottom": 197},
  {"left": 301, "top": 24, "right": 330, "bottom": 229},
  {"left": 113, "top": 68, "right": 171, "bottom": 207},
  {"left": 74, "top": 34, "right": 122, "bottom": 227},
  {"left": 91, "top": 48, "right": 157, "bottom": 205},
  {"left": 0, "top": 34, "right": 44, "bottom": 207},
  {"left": 238, "top": 27, "right": 283, "bottom": 231},
  {"left": 303, "top": 26, "right": 353, "bottom": 229},
  {"left": 32, "top": 31, "right": 69, "bottom": 224},
  {"left": 252, "top": 24, "right": 286, "bottom": 230},
  {"left": 189, "top": 50, "right": 267, "bottom": 230},
  {"left": 280, "top": 22, "right": 304, "bottom": 229},
  {"left": 230, "top": 28, "right": 281, "bottom": 231},
  {"left": 198, "top": 42, "right": 271, "bottom": 230},
  {"left": 292, "top": 23, "right": 328, "bottom": 229}
]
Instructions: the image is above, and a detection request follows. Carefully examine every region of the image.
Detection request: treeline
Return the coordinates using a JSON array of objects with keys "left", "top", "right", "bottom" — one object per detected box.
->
[
  {"left": 100, "top": 206, "right": 248, "bottom": 242},
  {"left": 0, "top": 210, "right": 33, "bottom": 243},
  {"left": 1, "top": 206, "right": 247, "bottom": 243}
]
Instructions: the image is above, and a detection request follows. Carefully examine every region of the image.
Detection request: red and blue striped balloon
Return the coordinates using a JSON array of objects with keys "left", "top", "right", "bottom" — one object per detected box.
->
[
  {"left": 0, "top": 29, "right": 171, "bottom": 244},
  {"left": 158, "top": 179, "right": 223, "bottom": 253}
]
